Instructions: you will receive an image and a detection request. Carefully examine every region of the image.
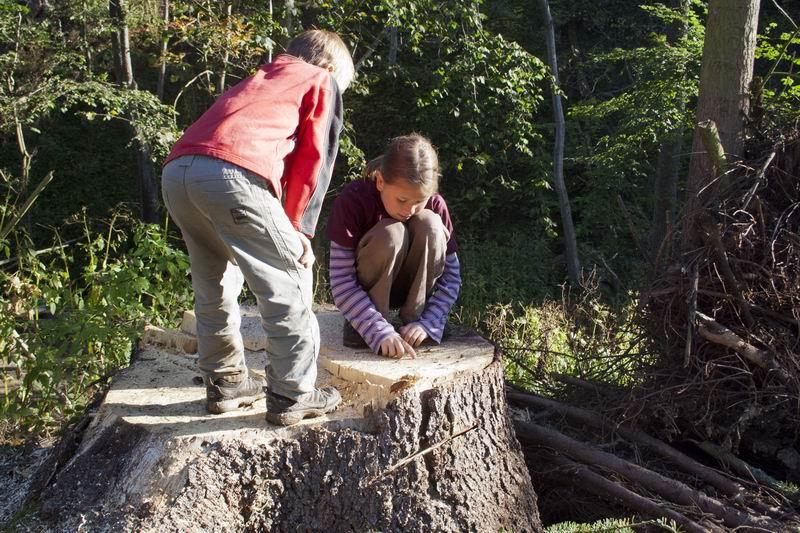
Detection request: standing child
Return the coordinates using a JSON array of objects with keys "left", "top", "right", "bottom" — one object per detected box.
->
[
  {"left": 161, "top": 30, "right": 354, "bottom": 426},
  {"left": 326, "top": 134, "right": 461, "bottom": 358}
]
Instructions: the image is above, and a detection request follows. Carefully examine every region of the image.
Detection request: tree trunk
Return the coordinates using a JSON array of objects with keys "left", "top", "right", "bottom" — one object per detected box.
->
[
  {"left": 650, "top": 0, "right": 689, "bottom": 262},
  {"left": 684, "top": 0, "right": 760, "bottom": 229},
  {"left": 216, "top": 4, "right": 232, "bottom": 95},
  {"left": 32, "top": 308, "right": 542, "bottom": 531},
  {"left": 109, "top": 0, "right": 161, "bottom": 224},
  {"left": 156, "top": 0, "right": 169, "bottom": 103},
  {"left": 284, "top": 0, "right": 295, "bottom": 37},
  {"left": 538, "top": 0, "right": 581, "bottom": 285},
  {"left": 387, "top": 26, "right": 398, "bottom": 65}
]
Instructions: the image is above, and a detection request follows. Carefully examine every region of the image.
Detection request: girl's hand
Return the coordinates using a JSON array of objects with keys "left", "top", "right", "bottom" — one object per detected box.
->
[
  {"left": 297, "top": 231, "right": 315, "bottom": 268},
  {"left": 379, "top": 334, "right": 417, "bottom": 359},
  {"left": 399, "top": 322, "right": 428, "bottom": 347}
]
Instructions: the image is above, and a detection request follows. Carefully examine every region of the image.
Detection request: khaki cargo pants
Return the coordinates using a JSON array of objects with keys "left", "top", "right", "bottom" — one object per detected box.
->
[
  {"left": 356, "top": 211, "right": 448, "bottom": 323},
  {"left": 161, "top": 155, "right": 318, "bottom": 400}
]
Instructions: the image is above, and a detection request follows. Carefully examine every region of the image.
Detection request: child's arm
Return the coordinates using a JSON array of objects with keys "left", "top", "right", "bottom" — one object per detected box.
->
[
  {"left": 329, "top": 242, "right": 400, "bottom": 352},
  {"left": 415, "top": 252, "right": 461, "bottom": 342},
  {"left": 283, "top": 80, "right": 344, "bottom": 237}
]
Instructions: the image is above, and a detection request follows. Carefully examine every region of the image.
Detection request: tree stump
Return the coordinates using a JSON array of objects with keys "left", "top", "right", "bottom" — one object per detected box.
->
[{"left": 35, "top": 306, "right": 541, "bottom": 531}]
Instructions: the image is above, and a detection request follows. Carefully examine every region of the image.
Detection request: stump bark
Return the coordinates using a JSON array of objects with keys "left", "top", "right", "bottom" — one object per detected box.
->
[{"left": 35, "top": 307, "right": 541, "bottom": 531}]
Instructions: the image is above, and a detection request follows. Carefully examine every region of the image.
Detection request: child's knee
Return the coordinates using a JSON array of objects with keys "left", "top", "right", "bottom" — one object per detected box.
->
[
  {"left": 408, "top": 210, "right": 447, "bottom": 240},
  {"left": 361, "top": 218, "right": 409, "bottom": 258}
]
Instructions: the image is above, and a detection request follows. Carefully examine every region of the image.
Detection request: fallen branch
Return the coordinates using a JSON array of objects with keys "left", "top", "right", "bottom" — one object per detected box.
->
[
  {"left": 545, "top": 453, "right": 716, "bottom": 533},
  {"left": 697, "top": 211, "right": 755, "bottom": 327},
  {"left": 697, "top": 441, "right": 782, "bottom": 490},
  {"left": 695, "top": 312, "right": 790, "bottom": 383},
  {"left": 506, "top": 389, "right": 744, "bottom": 497},
  {"left": 514, "top": 420, "right": 779, "bottom": 530}
]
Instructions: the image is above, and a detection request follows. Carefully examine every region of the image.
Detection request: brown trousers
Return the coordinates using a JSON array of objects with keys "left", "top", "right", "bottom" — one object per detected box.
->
[{"left": 356, "top": 210, "right": 448, "bottom": 323}]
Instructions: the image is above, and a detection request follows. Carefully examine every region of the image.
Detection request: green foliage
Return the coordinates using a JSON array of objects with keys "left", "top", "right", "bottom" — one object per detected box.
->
[
  {"left": 546, "top": 516, "right": 681, "bottom": 532},
  {"left": 474, "top": 274, "right": 648, "bottom": 392},
  {"left": 317, "top": 0, "right": 551, "bottom": 232},
  {"left": 0, "top": 210, "right": 191, "bottom": 436},
  {"left": 566, "top": 2, "right": 703, "bottom": 256},
  {"left": 456, "top": 232, "right": 558, "bottom": 316},
  {"left": 754, "top": 21, "right": 800, "bottom": 136}
]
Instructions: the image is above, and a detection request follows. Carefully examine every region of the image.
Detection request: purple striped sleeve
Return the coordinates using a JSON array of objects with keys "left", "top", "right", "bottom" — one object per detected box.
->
[
  {"left": 417, "top": 253, "right": 461, "bottom": 342},
  {"left": 329, "top": 242, "right": 396, "bottom": 352}
]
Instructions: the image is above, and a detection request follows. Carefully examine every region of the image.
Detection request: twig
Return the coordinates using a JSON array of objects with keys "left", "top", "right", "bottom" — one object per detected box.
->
[
  {"left": 364, "top": 425, "right": 477, "bottom": 486},
  {"left": 0, "top": 171, "right": 55, "bottom": 242},
  {"left": 354, "top": 32, "right": 383, "bottom": 73},
  {"left": 685, "top": 261, "right": 699, "bottom": 366},
  {"left": 698, "top": 211, "right": 755, "bottom": 327},
  {"left": 742, "top": 151, "right": 776, "bottom": 211},
  {"left": 0, "top": 238, "right": 80, "bottom": 268}
]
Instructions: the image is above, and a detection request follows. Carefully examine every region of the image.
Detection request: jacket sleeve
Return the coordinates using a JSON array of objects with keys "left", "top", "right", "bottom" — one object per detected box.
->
[
  {"left": 330, "top": 242, "right": 397, "bottom": 353},
  {"left": 417, "top": 253, "right": 461, "bottom": 342},
  {"left": 282, "top": 77, "right": 344, "bottom": 237}
]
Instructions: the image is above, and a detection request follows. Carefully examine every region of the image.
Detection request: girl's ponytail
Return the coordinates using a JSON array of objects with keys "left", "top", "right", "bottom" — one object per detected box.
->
[{"left": 364, "top": 155, "right": 384, "bottom": 180}]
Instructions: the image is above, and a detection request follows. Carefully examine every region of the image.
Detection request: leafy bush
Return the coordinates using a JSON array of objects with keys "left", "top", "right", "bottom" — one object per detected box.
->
[
  {"left": 474, "top": 273, "right": 649, "bottom": 393},
  {"left": 0, "top": 210, "right": 191, "bottom": 437}
]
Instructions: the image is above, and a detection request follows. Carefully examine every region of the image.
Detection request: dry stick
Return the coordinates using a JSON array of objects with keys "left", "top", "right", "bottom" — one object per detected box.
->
[
  {"left": 697, "top": 288, "right": 800, "bottom": 329},
  {"left": 0, "top": 170, "right": 55, "bottom": 242},
  {"left": 685, "top": 261, "right": 699, "bottom": 366},
  {"left": 549, "top": 372, "right": 620, "bottom": 396},
  {"left": 545, "top": 453, "right": 715, "bottom": 533},
  {"left": 698, "top": 211, "right": 755, "bottom": 327},
  {"left": 742, "top": 150, "right": 777, "bottom": 211},
  {"left": 514, "top": 420, "right": 779, "bottom": 531},
  {"left": 695, "top": 312, "right": 790, "bottom": 384},
  {"left": 506, "top": 390, "right": 744, "bottom": 498},
  {"left": 696, "top": 441, "right": 782, "bottom": 491},
  {"left": 364, "top": 425, "right": 477, "bottom": 486}
]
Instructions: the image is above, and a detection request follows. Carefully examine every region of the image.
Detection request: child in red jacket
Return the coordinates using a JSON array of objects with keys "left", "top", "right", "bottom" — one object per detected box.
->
[{"left": 162, "top": 30, "right": 354, "bottom": 426}]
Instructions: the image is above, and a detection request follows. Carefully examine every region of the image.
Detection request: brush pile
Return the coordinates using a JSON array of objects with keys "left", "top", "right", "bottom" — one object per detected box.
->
[{"left": 506, "top": 126, "right": 800, "bottom": 530}]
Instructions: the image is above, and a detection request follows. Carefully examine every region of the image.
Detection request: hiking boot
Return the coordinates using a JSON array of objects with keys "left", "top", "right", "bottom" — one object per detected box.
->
[
  {"left": 204, "top": 374, "right": 267, "bottom": 414},
  {"left": 265, "top": 386, "right": 341, "bottom": 426},
  {"left": 342, "top": 321, "right": 368, "bottom": 349}
]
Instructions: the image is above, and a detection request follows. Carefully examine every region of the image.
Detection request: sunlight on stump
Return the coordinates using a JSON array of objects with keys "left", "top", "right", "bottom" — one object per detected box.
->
[{"left": 36, "top": 305, "right": 541, "bottom": 531}]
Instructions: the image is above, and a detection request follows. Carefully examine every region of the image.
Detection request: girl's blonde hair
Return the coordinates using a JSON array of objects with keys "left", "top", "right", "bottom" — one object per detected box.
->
[
  {"left": 365, "top": 134, "right": 440, "bottom": 194},
  {"left": 286, "top": 30, "right": 354, "bottom": 91}
]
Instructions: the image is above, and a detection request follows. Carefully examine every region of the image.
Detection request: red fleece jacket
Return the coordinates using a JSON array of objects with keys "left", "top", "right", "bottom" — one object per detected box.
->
[{"left": 165, "top": 54, "right": 343, "bottom": 236}]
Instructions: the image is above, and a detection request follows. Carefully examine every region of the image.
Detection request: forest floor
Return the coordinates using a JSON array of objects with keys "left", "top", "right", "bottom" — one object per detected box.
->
[{"left": 0, "top": 441, "right": 52, "bottom": 528}]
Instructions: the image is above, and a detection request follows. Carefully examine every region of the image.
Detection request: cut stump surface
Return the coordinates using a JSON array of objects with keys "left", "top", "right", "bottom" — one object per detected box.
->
[{"left": 37, "top": 306, "right": 541, "bottom": 532}]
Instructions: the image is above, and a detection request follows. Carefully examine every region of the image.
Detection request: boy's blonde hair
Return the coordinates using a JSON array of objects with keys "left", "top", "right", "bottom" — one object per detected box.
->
[
  {"left": 365, "top": 134, "right": 440, "bottom": 195},
  {"left": 286, "top": 30, "right": 354, "bottom": 91}
]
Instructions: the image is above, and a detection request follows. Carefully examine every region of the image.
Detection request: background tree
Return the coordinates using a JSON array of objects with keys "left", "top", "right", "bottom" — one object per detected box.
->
[{"left": 684, "top": 0, "right": 761, "bottom": 221}]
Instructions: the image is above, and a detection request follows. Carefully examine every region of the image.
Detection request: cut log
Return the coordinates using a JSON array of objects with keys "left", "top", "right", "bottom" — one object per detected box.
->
[
  {"left": 515, "top": 420, "right": 779, "bottom": 531},
  {"left": 506, "top": 389, "right": 745, "bottom": 497},
  {"left": 544, "top": 454, "right": 716, "bottom": 533},
  {"left": 32, "top": 306, "right": 541, "bottom": 531}
]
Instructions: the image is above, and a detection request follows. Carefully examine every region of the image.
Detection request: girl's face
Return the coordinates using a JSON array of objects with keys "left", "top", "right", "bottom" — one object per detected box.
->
[{"left": 376, "top": 172, "right": 430, "bottom": 222}]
